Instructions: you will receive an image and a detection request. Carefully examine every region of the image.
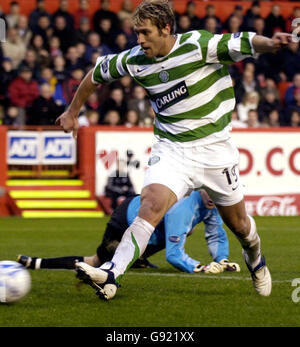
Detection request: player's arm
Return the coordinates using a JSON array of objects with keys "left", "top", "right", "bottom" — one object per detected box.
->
[
  {"left": 203, "top": 30, "right": 292, "bottom": 65},
  {"left": 55, "top": 50, "right": 130, "bottom": 138},
  {"left": 164, "top": 196, "right": 200, "bottom": 273},
  {"left": 55, "top": 69, "right": 97, "bottom": 138},
  {"left": 252, "top": 33, "right": 292, "bottom": 54}
]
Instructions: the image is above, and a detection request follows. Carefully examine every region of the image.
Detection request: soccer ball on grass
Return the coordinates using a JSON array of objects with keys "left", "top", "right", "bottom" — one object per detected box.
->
[{"left": 0, "top": 260, "right": 31, "bottom": 303}]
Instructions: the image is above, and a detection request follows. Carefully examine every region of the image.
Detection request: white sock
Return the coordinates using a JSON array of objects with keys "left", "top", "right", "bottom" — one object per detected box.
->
[
  {"left": 236, "top": 215, "right": 261, "bottom": 269},
  {"left": 107, "top": 216, "right": 154, "bottom": 282}
]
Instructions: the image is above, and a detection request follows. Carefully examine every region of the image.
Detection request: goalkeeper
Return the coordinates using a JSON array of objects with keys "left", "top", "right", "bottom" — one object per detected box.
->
[{"left": 18, "top": 190, "right": 239, "bottom": 274}]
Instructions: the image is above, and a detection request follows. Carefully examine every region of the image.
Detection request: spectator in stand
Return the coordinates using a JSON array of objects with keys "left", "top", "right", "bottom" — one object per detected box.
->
[
  {"left": 231, "top": 109, "right": 247, "bottom": 129},
  {"left": 118, "top": 0, "right": 134, "bottom": 22},
  {"left": 52, "top": 55, "right": 67, "bottom": 84},
  {"left": 85, "top": 92, "right": 100, "bottom": 113},
  {"left": 258, "top": 90, "right": 282, "bottom": 123},
  {"left": 8, "top": 66, "right": 39, "bottom": 115},
  {"left": 101, "top": 88, "right": 128, "bottom": 124},
  {"left": 35, "top": 15, "right": 53, "bottom": 42},
  {"left": 224, "top": 15, "right": 242, "bottom": 34},
  {"left": 286, "top": 7, "right": 300, "bottom": 34},
  {"left": 29, "top": 34, "right": 51, "bottom": 68},
  {"left": 237, "top": 91, "right": 260, "bottom": 123},
  {"left": 119, "top": 17, "right": 137, "bottom": 48},
  {"left": 93, "top": 0, "right": 120, "bottom": 33},
  {"left": 201, "top": 4, "right": 222, "bottom": 33},
  {"left": 261, "top": 78, "right": 280, "bottom": 101},
  {"left": 74, "top": 0, "right": 90, "bottom": 29},
  {"left": 286, "top": 88, "right": 300, "bottom": 115},
  {"left": 253, "top": 17, "right": 267, "bottom": 37},
  {"left": 3, "top": 105, "right": 25, "bottom": 126},
  {"left": 75, "top": 16, "right": 92, "bottom": 44},
  {"left": 113, "top": 33, "right": 130, "bottom": 54},
  {"left": 65, "top": 46, "right": 86, "bottom": 74},
  {"left": 78, "top": 109, "right": 100, "bottom": 127},
  {"left": 18, "top": 48, "right": 41, "bottom": 82},
  {"left": 118, "top": 76, "right": 135, "bottom": 101},
  {"left": 204, "top": 17, "right": 220, "bottom": 35},
  {"left": 224, "top": 5, "right": 245, "bottom": 33},
  {"left": 0, "top": 58, "right": 16, "bottom": 108},
  {"left": 29, "top": 0, "right": 51, "bottom": 33},
  {"left": 52, "top": 56, "right": 67, "bottom": 107},
  {"left": 285, "top": 73, "right": 300, "bottom": 106},
  {"left": 128, "top": 85, "right": 152, "bottom": 125},
  {"left": 39, "top": 67, "right": 58, "bottom": 93},
  {"left": 277, "top": 41, "right": 300, "bottom": 82},
  {"left": 2, "top": 27, "right": 26, "bottom": 69},
  {"left": 76, "top": 42, "right": 87, "bottom": 61},
  {"left": 103, "top": 110, "right": 121, "bottom": 126},
  {"left": 288, "top": 109, "right": 300, "bottom": 127},
  {"left": 184, "top": 1, "right": 201, "bottom": 31},
  {"left": 264, "top": 4, "right": 286, "bottom": 38},
  {"left": 177, "top": 15, "right": 192, "bottom": 34},
  {"left": 48, "top": 36, "right": 62, "bottom": 59},
  {"left": 53, "top": 15, "right": 76, "bottom": 54},
  {"left": 255, "top": 47, "right": 281, "bottom": 83},
  {"left": 124, "top": 109, "right": 140, "bottom": 128},
  {"left": 96, "top": 18, "right": 117, "bottom": 50},
  {"left": 16, "top": 15, "right": 32, "bottom": 46},
  {"left": 28, "top": 83, "right": 64, "bottom": 125},
  {"left": 243, "top": 0, "right": 261, "bottom": 31},
  {"left": 235, "top": 67, "right": 261, "bottom": 104},
  {"left": 6, "top": 1, "right": 21, "bottom": 29},
  {"left": 89, "top": 52, "right": 101, "bottom": 70},
  {"left": 52, "top": 0, "right": 74, "bottom": 31},
  {"left": 265, "top": 109, "right": 281, "bottom": 127},
  {"left": 62, "top": 68, "right": 84, "bottom": 104},
  {"left": 84, "top": 31, "right": 111, "bottom": 64},
  {"left": 246, "top": 109, "right": 260, "bottom": 128}
]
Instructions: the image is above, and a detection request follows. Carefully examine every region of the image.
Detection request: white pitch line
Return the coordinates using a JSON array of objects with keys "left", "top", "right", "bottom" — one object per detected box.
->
[{"left": 127, "top": 271, "right": 292, "bottom": 284}]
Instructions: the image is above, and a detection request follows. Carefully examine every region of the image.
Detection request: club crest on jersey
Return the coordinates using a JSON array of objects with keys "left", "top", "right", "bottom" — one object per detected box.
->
[
  {"left": 101, "top": 59, "right": 109, "bottom": 74},
  {"left": 159, "top": 70, "right": 169, "bottom": 83},
  {"left": 153, "top": 81, "right": 189, "bottom": 112}
]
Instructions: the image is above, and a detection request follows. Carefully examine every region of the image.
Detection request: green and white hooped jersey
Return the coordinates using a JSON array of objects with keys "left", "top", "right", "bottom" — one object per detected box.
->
[{"left": 92, "top": 30, "right": 256, "bottom": 146}]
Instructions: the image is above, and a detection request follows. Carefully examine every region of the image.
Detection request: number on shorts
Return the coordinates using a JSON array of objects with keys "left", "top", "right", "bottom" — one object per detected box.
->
[{"left": 222, "top": 165, "right": 238, "bottom": 186}]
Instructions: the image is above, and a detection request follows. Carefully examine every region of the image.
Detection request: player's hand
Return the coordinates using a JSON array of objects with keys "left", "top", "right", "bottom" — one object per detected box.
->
[
  {"left": 219, "top": 259, "right": 241, "bottom": 272},
  {"left": 193, "top": 262, "right": 224, "bottom": 274},
  {"left": 55, "top": 111, "right": 79, "bottom": 139},
  {"left": 271, "top": 32, "right": 293, "bottom": 52}
]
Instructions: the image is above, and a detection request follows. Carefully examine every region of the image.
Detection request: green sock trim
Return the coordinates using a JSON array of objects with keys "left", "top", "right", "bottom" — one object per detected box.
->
[{"left": 115, "top": 232, "right": 140, "bottom": 285}]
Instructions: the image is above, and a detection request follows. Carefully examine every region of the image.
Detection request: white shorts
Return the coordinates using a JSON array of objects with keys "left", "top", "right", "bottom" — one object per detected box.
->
[{"left": 143, "top": 139, "right": 244, "bottom": 206}]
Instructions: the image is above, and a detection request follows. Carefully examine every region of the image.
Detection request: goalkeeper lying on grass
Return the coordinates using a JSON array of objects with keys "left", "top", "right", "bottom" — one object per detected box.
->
[{"left": 18, "top": 190, "right": 240, "bottom": 274}]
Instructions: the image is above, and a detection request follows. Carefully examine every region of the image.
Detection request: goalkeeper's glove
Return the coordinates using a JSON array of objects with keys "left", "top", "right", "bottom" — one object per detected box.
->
[
  {"left": 193, "top": 262, "right": 224, "bottom": 274},
  {"left": 193, "top": 259, "right": 241, "bottom": 274},
  {"left": 219, "top": 259, "right": 240, "bottom": 272}
]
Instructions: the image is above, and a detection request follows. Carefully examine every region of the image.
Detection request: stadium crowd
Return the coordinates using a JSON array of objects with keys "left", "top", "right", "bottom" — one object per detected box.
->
[{"left": 0, "top": 0, "right": 300, "bottom": 128}]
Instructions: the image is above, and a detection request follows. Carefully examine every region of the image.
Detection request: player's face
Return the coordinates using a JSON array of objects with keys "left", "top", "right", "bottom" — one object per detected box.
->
[{"left": 134, "top": 19, "right": 170, "bottom": 59}]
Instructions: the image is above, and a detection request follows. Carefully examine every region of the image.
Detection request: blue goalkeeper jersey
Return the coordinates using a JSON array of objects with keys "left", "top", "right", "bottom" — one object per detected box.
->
[{"left": 126, "top": 191, "right": 229, "bottom": 273}]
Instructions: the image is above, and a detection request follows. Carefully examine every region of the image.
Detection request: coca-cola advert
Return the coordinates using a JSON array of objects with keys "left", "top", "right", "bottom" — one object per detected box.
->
[
  {"left": 245, "top": 195, "right": 300, "bottom": 216},
  {"left": 95, "top": 128, "right": 300, "bottom": 216}
]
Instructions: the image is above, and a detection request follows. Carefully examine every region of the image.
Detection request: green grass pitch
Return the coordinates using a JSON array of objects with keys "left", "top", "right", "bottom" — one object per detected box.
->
[{"left": 0, "top": 216, "right": 300, "bottom": 327}]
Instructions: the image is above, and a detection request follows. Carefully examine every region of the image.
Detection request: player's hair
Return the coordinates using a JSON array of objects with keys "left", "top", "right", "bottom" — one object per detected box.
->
[{"left": 132, "top": 0, "right": 175, "bottom": 35}]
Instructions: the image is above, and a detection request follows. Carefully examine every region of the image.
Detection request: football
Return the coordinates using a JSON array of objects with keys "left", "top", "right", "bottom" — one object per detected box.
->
[{"left": 0, "top": 261, "right": 31, "bottom": 303}]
